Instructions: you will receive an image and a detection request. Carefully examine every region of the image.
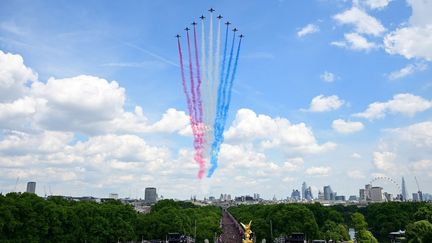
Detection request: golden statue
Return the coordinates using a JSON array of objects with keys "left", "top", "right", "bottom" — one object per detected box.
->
[{"left": 241, "top": 220, "right": 253, "bottom": 243}]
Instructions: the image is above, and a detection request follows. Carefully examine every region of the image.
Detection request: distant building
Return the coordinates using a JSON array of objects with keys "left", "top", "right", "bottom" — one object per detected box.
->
[
  {"left": 371, "top": 187, "right": 383, "bottom": 202},
  {"left": 359, "top": 189, "right": 366, "bottom": 201},
  {"left": 109, "top": 193, "right": 118, "bottom": 199},
  {"left": 365, "top": 184, "right": 372, "bottom": 200},
  {"left": 318, "top": 191, "right": 324, "bottom": 200},
  {"left": 401, "top": 177, "right": 408, "bottom": 201},
  {"left": 412, "top": 193, "right": 419, "bottom": 202},
  {"left": 335, "top": 195, "right": 345, "bottom": 201},
  {"left": 305, "top": 186, "right": 313, "bottom": 201},
  {"left": 301, "top": 182, "right": 307, "bottom": 200},
  {"left": 145, "top": 187, "right": 157, "bottom": 204},
  {"left": 26, "top": 182, "right": 36, "bottom": 194},
  {"left": 291, "top": 189, "right": 301, "bottom": 201},
  {"left": 324, "top": 185, "right": 334, "bottom": 201},
  {"left": 349, "top": 195, "right": 358, "bottom": 201}
]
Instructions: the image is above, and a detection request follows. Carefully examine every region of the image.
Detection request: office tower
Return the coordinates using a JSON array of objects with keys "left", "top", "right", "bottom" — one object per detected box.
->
[
  {"left": 291, "top": 189, "right": 301, "bottom": 201},
  {"left": 305, "top": 186, "right": 313, "bottom": 201},
  {"left": 401, "top": 177, "right": 408, "bottom": 201},
  {"left": 317, "top": 191, "right": 322, "bottom": 200},
  {"left": 412, "top": 193, "right": 419, "bottom": 202},
  {"left": 144, "top": 187, "right": 157, "bottom": 204},
  {"left": 365, "top": 184, "right": 372, "bottom": 201},
  {"left": 26, "top": 182, "right": 36, "bottom": 194},
  {"left": 301, "top": 182, "right": 307, "bottom": 200},
  {"left": 323, "top": 185, "right": 333, "bottom": 200},
  {"left": 359, "top": 189, "right": 366, "bottom": 201},
  {"left": 370, "top": 187, "right": 383, "bottom": 202}
]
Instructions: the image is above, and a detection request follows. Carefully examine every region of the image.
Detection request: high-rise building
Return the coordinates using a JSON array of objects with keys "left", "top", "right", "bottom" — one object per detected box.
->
[
  {"left": 291, "top": 189, "right": 301, "bottom": 201},
  {"left": 301, "top": 182, "right": 307, "bottom": 200},
  {"left": 26, "top": 182, "right": 36, "bottom": 194},
  {"left": 359, "top": 189, "right": 366, "bottom": 201},
  {"left": 412, "top": 193, "right": 419, "bottom": 202},
  {"left": 305, "top": 186, "right": 313, "bottom": 201},
  {"left": 371, "top": 187, "right": 383, "bottom": 202},
  {"left": 318, "top": 190, "right": 324, "bottom": 200},
  {"left": 324, "top": 185, "right": 333, "bottom": 200},
  {"left": 401, "top": 177, "right": 408, "bottom": 201},
  {"left": 144, "top": 187, "right": 157, "bottom": 204},
  {"left": 365, "top": 184, "right": 372, "bottom": 201}
]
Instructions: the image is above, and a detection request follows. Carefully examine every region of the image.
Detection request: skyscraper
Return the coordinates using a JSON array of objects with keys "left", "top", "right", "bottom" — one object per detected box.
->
[
  {"left": 26, "top": 182, "right": 36, "bottom": 194},
  {"left": 291, "top": 189, "right": 301, "bottom": 201},
  {"left": 401, "top": 177, "right": 408, "bottom": 201},
  {"left": 323, "top": 185, "right": 333, "bottom": 200},
  {"left": 305, "top": 186, "right": 313, "bottom": 201},
  {"left": 301, "top": 182, "right": 307, "bottom": 200},
  {"left": 144, "top": 187, "right": 157, "bottom": 204},
  {"left": 371, "top": 187, "right": 383, "bottom": 202}
]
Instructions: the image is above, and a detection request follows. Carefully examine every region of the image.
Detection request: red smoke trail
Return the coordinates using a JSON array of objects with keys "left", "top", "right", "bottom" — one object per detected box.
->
[
  {"left": 186, "top": 31, "right": 206, "bottom": 179},
  {"left": 177, "top": 38, "right": 193, "bottom": 127}
]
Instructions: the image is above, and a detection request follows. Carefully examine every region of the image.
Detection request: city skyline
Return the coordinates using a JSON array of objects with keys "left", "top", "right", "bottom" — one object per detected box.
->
[{"left": 0, "top": 0, "right": 431, "bottom": 199}]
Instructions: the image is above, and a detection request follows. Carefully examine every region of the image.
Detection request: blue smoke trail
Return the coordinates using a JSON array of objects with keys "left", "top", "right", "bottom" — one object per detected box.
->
[
  {"left": 208, "top": 32, "right": 239, "bottom": 177},
  {"left": 221, "top": 38, "right": 242, "bottom": 125}
]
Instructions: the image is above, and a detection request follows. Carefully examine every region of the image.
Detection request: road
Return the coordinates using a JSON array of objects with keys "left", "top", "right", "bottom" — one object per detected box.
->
[{"left": 219, "top": 210, "right": 243, "bottom": 243}]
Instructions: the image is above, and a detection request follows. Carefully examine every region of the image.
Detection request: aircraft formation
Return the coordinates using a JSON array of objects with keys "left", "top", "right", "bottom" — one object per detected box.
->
[{"left": 176, "top": 8, "right": 243, "bottom": 179}]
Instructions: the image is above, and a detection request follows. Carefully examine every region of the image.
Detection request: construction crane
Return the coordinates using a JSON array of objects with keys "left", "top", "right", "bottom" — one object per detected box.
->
[{"left": 415, "top": 176, "right": 423, "bottom": 201}]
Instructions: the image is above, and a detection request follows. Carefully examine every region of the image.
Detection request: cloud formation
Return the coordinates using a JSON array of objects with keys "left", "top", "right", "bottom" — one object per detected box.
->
[
  {"left": 354, "top": 93, "right": 432, "bottom": 120},
  {"left": 332, "top": 119, "right": 364, "bottom": 134},
  {"left": 297, "top": 24, "right": 319, "bottom": 37},
  {"left": 305, "top": 95, "right": 345, "bottom": 112}
]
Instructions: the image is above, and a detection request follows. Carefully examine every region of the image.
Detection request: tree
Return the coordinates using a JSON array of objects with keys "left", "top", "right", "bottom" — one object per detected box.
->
[
  {"left": 351, "top": 212, "right": 378, "bottom": 243},
  {"left": 406, "top": 220, "right": 432, "bottom": 243}
]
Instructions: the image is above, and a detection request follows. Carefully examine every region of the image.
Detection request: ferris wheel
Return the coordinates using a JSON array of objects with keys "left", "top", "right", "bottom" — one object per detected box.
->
[{"left": 369, "top": 176, "right": 402, "bottom": 195}]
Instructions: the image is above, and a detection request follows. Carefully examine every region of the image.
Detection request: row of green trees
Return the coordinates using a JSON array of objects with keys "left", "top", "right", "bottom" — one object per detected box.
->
[
  {"left": 0, "top": 192, "right": 221, "bottom": 243},
  {"left": 229, "top": 202, "right": 432, "bottom": 242}
]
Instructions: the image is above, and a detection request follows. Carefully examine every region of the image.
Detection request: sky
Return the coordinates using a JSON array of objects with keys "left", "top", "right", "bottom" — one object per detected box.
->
[{"left": 0, "top": 0, "right": 431, "bottom": 200}]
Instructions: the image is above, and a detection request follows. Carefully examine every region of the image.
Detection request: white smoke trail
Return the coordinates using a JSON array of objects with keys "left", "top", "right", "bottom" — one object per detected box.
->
[
  {"left": 206, "top": 13, "right": 214, "bottom": 158},
  {"left": 212, "top": 17, "right": 221, "bottom": 131}
]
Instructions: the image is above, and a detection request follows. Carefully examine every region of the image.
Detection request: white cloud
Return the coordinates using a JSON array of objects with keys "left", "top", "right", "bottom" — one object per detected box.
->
[
  {"left": 31, "top": 75, "right": 125, "bottom": 133},
  {"left": 388, "top": 63, "right": 427, "bottom": 80},
  {"left": 351, "top": 153, "right": 362, "bottom": 159},
  {"left": 332, "top": 119, "right": 364, "bottom": 134},
  {"left": 384, "top": 26, "right": 432, "bottom": 61},
  {"left": 362, "top": 0, "right": 392, "bottom": 9},
  {"left": 384, "top": 0, "right": 432, "bottom": 60},
  {"left": 348, "top": 170, "right": 366, "bottom": 179},
  {"left": 305, "top": 166, "right": 332, "bottom": 176},
  {"left": 320, "top": 71, "right": 336, "bottom": 82},
  {"left": 282, "top": 157, "right": 304, "bottom": 172},
  {"left": 0, "top": 50, "right": 37, "bottom": 102},
  {"left": 332, "top": 32, "right": 378, "bottom": 51},
  {"left": 410, "top": 159, "right": 432, "bottom": 172},
  {"left": 373, "top": 151, "right": 396, "bottom": 171},
  {"left": 305, "top": 95, "right": 345, "bottom": 112},
  {"left": 297, "top": 24, "right": 319, "bottom": 37},
  {"left": 354, "top": 93, "right": 432, "bottom": 120},
  {"left": 387, "top": 121, "right": 432, "bottom": 148},
  {"left": 225, "top": 109, "right": 336, "bottom": 154},
  {"left": 333, "top": 7, "right": 386, "bottom": 36}
]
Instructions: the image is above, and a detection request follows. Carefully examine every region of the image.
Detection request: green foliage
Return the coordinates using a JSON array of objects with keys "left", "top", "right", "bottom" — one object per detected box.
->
[
  {"left": 320, "top": 220, "right": 350, "bottom": 241},
  {"left": 405, "top": 220, "right": 432, "bottom": 243},
  {"left": 229, "top": 204, "right": 320, "bottom": 241},
  {"left": 364, "top": 202, "right": 428, "bottom": 241},
  {"left": 0, "top": 194, "right": 221, "bottom": 242}
]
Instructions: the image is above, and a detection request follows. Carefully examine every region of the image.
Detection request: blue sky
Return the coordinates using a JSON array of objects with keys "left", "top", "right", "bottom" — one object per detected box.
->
[{"left": 0, "top": 0, "right": 431, "bottom": 199}]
